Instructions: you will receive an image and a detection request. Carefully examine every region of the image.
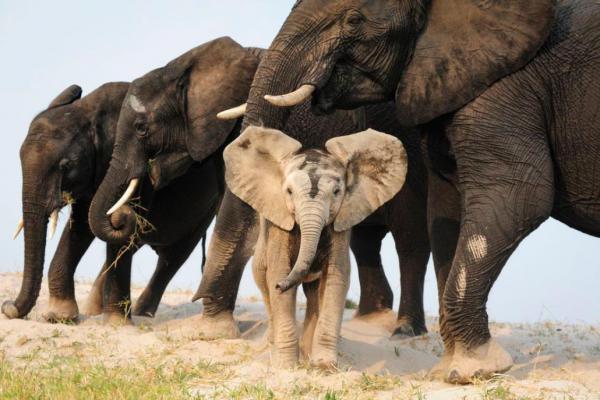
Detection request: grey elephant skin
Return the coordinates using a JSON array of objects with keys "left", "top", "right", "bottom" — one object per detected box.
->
[
  {"left": 209, "top": 0, "right": 600, "bottom": 384},
  {"left": 224, "top": 127, "right": 408, "bottom": 368},
  {"left": 82, "top": 36, "right": 430, "bottom": 337},
  {"left": 3, "top": 82, "right": 219, "bottom": 323}
]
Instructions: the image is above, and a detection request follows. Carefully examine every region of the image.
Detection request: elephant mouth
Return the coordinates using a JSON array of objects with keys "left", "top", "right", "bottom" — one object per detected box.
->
[{"left": 313, "top": 62, "right": 389, "bottom": 113}]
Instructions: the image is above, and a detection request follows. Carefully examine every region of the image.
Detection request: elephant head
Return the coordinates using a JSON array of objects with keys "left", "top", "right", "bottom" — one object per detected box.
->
[
  {"left": 88, "top": 37, "right": 258, "bottom": 244},
  {"left": 223, "top": 126, "right": 408, "bottom": 292},
  {"left": 233, "top": 0, "right": 555, "bottom": 131},
  {"left": 3, "top": 82, "right": 128, "bottom": 318}
]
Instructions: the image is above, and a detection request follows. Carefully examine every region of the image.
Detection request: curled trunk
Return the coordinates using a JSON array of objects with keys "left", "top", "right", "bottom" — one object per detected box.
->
[
  {"left": 276, "top": 201, "right": 326, "bottom": 292},
  {"left": 88, "top": 167, "right": 137, "bottom": 244}
]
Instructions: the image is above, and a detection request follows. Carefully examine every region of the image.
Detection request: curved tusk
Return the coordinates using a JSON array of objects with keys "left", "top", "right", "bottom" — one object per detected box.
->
[
  {"left": 48, "top": 209, "right": 59, "bottom": 240},
  {"left": 107, "top": 178, "right": 139, "bottom": 216},
  {"left": 264, "top": 84, "right": 316, "bottom": 107},
  {"left": 12, "top": 218, "right": 24, "bottom": 240},
  {"left": 217, "top": 103, "right": 247, "bottom": 120}
]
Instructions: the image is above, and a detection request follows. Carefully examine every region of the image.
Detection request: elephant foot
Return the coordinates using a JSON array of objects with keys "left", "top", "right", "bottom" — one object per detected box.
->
[
  {"left": 352, "top": 308, "right": 397, "bottom": 332},
  {"left": 310, "top": 348, "right": 338, "bottom": 371},
  {"left": 132, "top": 300, "right": 158, "bottom": 318},
  {"left": 1, "top": 301, "right": 21, "bottom": 319},
  {"left": 271, "top": 348, "right": 299, "bottom": 369},
  {"left": 43, "top": 297, "right": 79, "bottom": 323},
  {"left": 357, "top": 297, "right": 393, "bottom": 317},
  {"left": 391, "top": 317, "right": 427, "bottom": 339},
  {"left": 445, "top": 340, "right": 513, "bottom": 384},
  {"left": 196, "top": 311, "right": 240, "bottom": 339},
  {"left": 81, "top": 292, "right": 103, "bottom": 316},
  {"left": 103, "top": 312, "right": 133, "bottom": 326},
  {"left": 429, "top": 352, "right": 454, "bottom": 381}
]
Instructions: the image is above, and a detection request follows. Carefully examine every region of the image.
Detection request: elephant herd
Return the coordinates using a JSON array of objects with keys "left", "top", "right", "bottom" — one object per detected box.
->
[{"left": 5, "top": 0, "right": 600, "bottom": 385}]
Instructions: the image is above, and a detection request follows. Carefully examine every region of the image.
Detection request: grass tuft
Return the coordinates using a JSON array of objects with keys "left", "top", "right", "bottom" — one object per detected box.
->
[{"left": 344, "top": 299, "right": 358, "bottom": 310}]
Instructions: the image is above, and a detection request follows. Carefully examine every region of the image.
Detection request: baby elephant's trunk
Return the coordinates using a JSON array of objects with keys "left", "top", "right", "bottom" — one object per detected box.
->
[{"left": 276, "top": 200, "right": 327, "bottom": 292}]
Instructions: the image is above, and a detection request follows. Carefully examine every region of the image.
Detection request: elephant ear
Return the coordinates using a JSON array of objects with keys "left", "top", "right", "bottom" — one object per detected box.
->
[
  {"left": 395, "top": 0, "right": 555, "bottom": 126},
  {"left": 181, "top": 37, "right": 259, "bottom": 162},
  {"left": 48, "top": 85, "right": 82, "bottom": 109},
  {"left": 223, "top": 126, "right": 302, "bottom": 231},
  {"left": 326, "top": 129, "right": 408, "bottom": 232}
]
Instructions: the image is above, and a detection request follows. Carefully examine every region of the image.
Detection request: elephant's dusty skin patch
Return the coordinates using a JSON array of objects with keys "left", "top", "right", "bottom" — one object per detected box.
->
[
  {"left": 455, "top": 265, "right": 468, "bottom": 302},
  {"left": 467, "top": 234, "right": 488, "bottom": 262},
  {"left": 128, "top": 95, "right": 146, "bottom": 113}
]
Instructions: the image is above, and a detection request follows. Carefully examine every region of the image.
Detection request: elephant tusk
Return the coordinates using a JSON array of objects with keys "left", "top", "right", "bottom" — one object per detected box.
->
[
  {"left": 264, "top": 84, "right": 316, "bottom": 107},
  {"left": 48, "top": 209, "right": 59, "bottom": 240},
  {"left": 217, "top": 103, "right": 247, "bottom": 120},
  {"left": 12, "top": 218, "right": 24, "bottom": 240},
  {"left": 107, "top": 178, "right": 139, "bottom": 216}
]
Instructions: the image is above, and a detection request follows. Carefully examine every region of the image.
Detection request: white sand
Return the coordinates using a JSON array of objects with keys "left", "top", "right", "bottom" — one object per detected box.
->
[{"left": 0, "top": 272, "right": 598, "bottom": 399}]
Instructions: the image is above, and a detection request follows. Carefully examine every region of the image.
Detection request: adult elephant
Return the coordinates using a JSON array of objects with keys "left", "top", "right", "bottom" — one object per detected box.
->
[
  {"left": 3, "top": 82, "right": 219, "bottom": 322},
  {"left": 87, "top": 37, "right": 432, "bottom": 337},
  {"left": 212, "top": 0, "right": 600, "bottom": 383}
]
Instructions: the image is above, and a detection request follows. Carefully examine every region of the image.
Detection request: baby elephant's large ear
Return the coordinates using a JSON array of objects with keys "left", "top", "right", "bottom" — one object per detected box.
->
[
  {"left": 224, "top": 126, "right": 302, "bottom": 231},
  {"left": 326, "top": 129, "right": 408, "bottom": 232}
]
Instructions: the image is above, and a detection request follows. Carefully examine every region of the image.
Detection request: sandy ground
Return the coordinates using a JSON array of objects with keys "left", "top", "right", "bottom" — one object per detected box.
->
[{"left": 0, "top": 272, "right": 598, "bottom": 399}]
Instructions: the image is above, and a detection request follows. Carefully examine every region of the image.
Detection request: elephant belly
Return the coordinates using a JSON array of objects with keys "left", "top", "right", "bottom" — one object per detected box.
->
[
  {"left": 549, "top": 124, "right": 600, "bottom": 237},
  {"left": 142, "top": 163, "right": 221, "bottom": 245},
  {"left": 552, "top": 197, "right": 600, "bottom": 237}
]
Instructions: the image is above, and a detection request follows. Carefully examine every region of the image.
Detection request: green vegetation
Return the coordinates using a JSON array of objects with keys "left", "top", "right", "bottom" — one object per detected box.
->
[
  {"left": 0, "top": 357, "right": 226, "bottom": 400},
  {"left": 344, "top": 299, "right": 358, "bottom": 310}
]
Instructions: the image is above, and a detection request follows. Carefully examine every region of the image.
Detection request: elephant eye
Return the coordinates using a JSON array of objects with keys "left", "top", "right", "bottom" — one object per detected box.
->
[
  {"left": 59, "top": 159, "right": 73, "bottom": 172},
  {"left": 333, "top": 188, "right": 341, "bottom": 196},
  {"left": 287, "top": 187, "right": 293, "bottom": 195},
  {"left": 345, "top": 11, "right": 365, "bottom": 28},
  {"left": 134, "top": 120, "right": 148, "bottom": 137}
]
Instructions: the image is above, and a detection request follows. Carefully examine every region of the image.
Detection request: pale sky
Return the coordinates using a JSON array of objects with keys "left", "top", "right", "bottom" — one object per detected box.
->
[{"left": 0, "top": 1, "right": 597, "bottom": 324}]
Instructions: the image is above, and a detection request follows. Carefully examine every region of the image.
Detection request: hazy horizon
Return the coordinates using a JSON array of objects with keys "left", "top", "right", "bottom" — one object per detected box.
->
[{"left": 1, "top": 1, "right": 597, "bottom": 324}]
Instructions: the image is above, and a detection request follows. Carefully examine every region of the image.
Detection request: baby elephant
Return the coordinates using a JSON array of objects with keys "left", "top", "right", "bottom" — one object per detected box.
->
[{"left": 224, "top": 126, "right": 407, "bottom": 368}]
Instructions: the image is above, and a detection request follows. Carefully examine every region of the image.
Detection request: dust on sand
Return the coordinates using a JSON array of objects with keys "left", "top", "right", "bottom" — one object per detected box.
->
[{"left": 0, "top": 272, "right": 598, "bottom": 399}]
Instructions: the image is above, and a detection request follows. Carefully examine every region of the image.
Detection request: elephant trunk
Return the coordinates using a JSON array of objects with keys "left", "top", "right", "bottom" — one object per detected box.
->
[
  {"left": 242, "top": 49, "right": 295, "bottom": 131},
  {"left": 242, "top": 12, "right": 333, "bottom": 132},
  {"left": 88, "top": 165, "right": 137, "bottom": 244},
  {"left": 2, "top": 188, "right": 48, "bottom": 318},
  {"left": 276, "top": 200, "right": 327, "bottom": 293}
]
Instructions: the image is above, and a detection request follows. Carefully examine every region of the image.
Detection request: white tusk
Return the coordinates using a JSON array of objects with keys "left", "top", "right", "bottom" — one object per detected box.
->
[
  {"left": 107, "top": 178, "right": 139, "bottom": 216},
  {"left": 12, "top": 218, "right": 24, "bottom": 240},
  {"left": 48, "top": 209, "right": 59, "bottom": 240},
  {"left": 217, "top": 103, "right": 247, "bottom": 120},
  {"left": 264, "top": 84, "right": 316, "bottom": 107}
]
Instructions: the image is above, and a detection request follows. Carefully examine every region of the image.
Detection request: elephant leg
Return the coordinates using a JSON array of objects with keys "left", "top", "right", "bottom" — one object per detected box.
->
[
  {"left": 133, "top": 223, "right": 209, "bottom": 317},
  {"left": 390, "top": 225, "right": 430, "bottom": 338},
  {"left": 300, "top": 279, "right": 320, "bottom": 360},
  {"left": 386, "top": 185, "right": 430, "bottom": 337},
  {"left": 192, "top": 189, "right": 258, "bottom": 339},
  {"left": 439, "top": 101, "right": 554, "bottom": 383},
  {"left": 102, "top": 244, "right": 137, "bottom": 325},
  {"left": 252, "top": 221, "right": 273, "bottom": 345},
  {"left": 82, "top": 261, "right": 109, "bottom": 316},
  {"left": 266, "top": 260, "right": 298, "bottom": 368},
  {"left": 350, "top": 224, "right": 393, "bottom": 316},
  {"left": 312, "top": 231, "right": 351, "bottom": 369},
  {"left": 44, "top": 201, "right": 95, "bottom": 323},
  {"left": 426, "top": 170, "right": 461, "bottom": 377}
]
